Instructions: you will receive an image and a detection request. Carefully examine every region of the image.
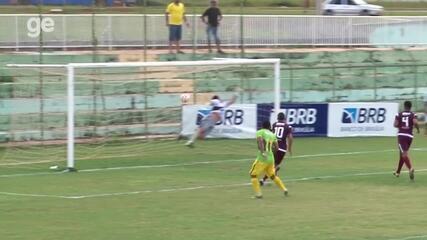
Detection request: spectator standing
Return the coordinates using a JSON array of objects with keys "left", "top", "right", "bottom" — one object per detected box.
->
[
  {"left": 201, "top": 0, "right": 225, "bottom": 54},
  {"left": 165, "top": 0, "right": 190, "bottom": 54}
]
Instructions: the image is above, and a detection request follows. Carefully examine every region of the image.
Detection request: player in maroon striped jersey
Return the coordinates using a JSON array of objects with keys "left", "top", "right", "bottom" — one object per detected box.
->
[
  {"left": 393, "top": 101, "right": 420, "bottom": 180},
  {"left": 260, "top": 112, "right": 293, "bottom": 186}
]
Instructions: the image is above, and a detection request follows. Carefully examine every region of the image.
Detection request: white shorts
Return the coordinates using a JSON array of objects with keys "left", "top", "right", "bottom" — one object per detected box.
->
[{"left": 200, "top": 117, "right": 216, "bottom": 137}]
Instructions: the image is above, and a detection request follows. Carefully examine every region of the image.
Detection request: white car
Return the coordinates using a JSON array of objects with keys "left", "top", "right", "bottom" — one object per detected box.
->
[{"left": 323, "top": 0, "right": 384, "bottom": 16}]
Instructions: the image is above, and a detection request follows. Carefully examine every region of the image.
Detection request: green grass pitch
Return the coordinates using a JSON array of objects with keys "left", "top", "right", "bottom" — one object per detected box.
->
[{"left": 0, "top": 135, "right": 427, "bottom": 240}]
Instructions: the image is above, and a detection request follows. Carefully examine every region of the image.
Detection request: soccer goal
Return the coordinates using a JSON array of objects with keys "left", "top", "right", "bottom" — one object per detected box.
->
[{"left": 4, "top": 58, "right": 281, "bottom": 172}]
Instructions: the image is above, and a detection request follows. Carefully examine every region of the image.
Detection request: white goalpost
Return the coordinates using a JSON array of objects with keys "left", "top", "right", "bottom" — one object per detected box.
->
[{"left": 6, "top": 58, "right": 281, "bottom": 171}]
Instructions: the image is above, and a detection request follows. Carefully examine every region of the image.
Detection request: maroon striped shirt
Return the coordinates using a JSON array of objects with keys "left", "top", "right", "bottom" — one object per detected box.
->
[
  {"left": 395, "top": 111, "right": 416, "bottom": 138},
  {"left": 272, "top": 122, "right": 292, "bottom": 152}
]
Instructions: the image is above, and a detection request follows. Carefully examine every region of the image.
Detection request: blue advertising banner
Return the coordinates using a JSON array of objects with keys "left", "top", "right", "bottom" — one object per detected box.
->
[{"left": 257, "top": 103, "right": 328, "bottom": 137}]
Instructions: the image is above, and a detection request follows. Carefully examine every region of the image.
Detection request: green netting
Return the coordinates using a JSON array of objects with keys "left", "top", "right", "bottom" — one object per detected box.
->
[{"left": 1, "top": 49, "right": 427, "bottom": 143}]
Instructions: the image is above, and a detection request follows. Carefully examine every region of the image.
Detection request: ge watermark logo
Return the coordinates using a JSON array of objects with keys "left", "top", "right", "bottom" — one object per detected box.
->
[{"left": 27, "top": 17, "right": 55, "bottom": 38}]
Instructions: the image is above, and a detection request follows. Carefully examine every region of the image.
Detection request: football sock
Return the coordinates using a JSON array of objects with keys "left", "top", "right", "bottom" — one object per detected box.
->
[
  {"left": 272, "top": 176, "right": 287, "bottom": 192},
  {"left": 251, "top": 177, "right": 262, "bottom": 196},
  {"left": 189, "top": 130, "right": 198, "bottom": 143},
  {"left": 396, "top": 156, "right": 404, "bottom": 174}
]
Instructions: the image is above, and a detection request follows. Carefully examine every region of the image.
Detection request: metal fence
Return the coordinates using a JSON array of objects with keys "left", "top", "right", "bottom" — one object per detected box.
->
[
  {"left": 1, "top": 57, "right": 426, "bottom": 142},
  {"left": 2, "top": 14, "right": 427, "bottom": 50}
]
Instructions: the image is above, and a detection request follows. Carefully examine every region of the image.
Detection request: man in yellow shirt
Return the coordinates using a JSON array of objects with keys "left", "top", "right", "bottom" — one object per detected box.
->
[{"left": 165, "top": 0, "right": 190, "bottom": 54}]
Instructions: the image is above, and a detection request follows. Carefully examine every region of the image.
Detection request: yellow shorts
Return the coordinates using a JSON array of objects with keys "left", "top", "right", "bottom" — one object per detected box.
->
[{"left": 249, "top": 160, "right": 275, "bottom": 177}]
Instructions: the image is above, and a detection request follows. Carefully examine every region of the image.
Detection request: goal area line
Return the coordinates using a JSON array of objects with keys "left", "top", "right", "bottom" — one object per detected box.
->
[
  {"left": 1, "top": 147, "right": 425, "bottom": 171},
  {"left": 1, "top": 148, "right": 421, "bottom": 176}
]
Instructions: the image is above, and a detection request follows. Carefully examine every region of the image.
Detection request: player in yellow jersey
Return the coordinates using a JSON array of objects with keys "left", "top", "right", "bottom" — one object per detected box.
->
[{"left": 249, "top": 121, "right": 288, "bottom": 199}]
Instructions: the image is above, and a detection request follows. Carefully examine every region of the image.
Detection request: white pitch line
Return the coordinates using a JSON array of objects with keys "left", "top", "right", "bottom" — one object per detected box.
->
[
  {"left": 412, "top": 148, "right": 427, "bottom": 151},
  {"left": 0, "top": 153, "right": 143, "bottom": 166},
  {"left": 0, "top": 191, "right": 70, "bottom": 199},
  {"left": 0, "top": 160, "right": 60, "bottom": 166},
  {"left": 388, "top": 234, "right": 427, "bottom": 240},
  {"left": 1, "top": 148, "right": 426, "bottom": 179},
  {"left": 50, "top": 149, "right": 404, "bottom": 173},
  {"left": 0, "top": 149, "right": 397, "bottom": 178},
  {"left": 1, "top": 169, "right": 426, "bottom": 200},
  {"left": 1, "top": 147, "right": 425, "bottom": 170},
  {"left": 0, "top": 171, "right": 64, "bottom": 178},
  {"left": 293, "top": 168, "right": 427, "bottom": 181}
]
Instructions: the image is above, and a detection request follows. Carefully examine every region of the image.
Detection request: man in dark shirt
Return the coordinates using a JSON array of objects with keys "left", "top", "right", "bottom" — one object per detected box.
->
[
  {"left": 393, "top": 100, "right": 420, "bottom": 180},
  {"left": 201, "top": 0, "right": 224, "bottom": 54}
]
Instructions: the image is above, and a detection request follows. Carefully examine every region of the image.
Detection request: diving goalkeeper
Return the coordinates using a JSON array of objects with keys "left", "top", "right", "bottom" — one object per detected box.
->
[{"left": 185, "top": 93, "right": 237, "bottom": 147}]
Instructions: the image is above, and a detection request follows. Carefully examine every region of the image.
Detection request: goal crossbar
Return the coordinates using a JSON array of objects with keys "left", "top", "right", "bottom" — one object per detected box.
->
[
  {"left": 6, "top": 58, "right": 281, "bottom": 170},
  {"left": 8, "top": 58, "right": 280, "bottom": 69}
]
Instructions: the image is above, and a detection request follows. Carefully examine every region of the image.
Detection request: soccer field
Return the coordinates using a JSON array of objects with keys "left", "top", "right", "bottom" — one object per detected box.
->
[{"left": 1, "top": 135, "right": 427, "bottom": 240}]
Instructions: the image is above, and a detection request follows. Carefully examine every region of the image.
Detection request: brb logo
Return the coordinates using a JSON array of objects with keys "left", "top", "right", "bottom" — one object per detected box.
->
[
  {"left": 342, "top": 108, "right": 386, "bottom": 124},
  {"left": 282, "top": 108, "right": 317, "bottom": 125},
  {"left": 196, "top": 109, "right": 244, "bottom": 125}
]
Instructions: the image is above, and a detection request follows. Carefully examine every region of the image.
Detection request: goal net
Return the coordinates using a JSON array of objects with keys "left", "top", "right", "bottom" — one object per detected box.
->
[{"left": 2, "top": 59, "right": 281, "bottom": 173}]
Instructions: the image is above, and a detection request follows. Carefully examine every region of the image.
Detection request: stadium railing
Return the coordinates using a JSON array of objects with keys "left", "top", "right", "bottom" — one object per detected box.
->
[{"left": 2, "top": 14, "right": 427, "bottom": 50}]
